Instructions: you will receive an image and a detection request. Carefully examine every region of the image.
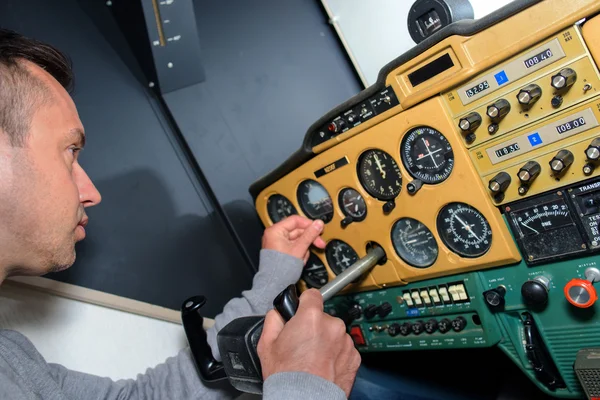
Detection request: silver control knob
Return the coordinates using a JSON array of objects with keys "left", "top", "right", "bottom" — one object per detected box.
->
[
  {"left": 549, "top": 149, "right": 574, "bottom": 175},
  {"left": 458, "top": 112, "right": 482, "bottom": 133},
  {"left": 551, "top": 68, "right": 577, "bottom": 91},
  {"left": 517, "top": 84, "right": 542, "bottom": 106},
  {"left": 585, "top": 138, "right": 600, "bottom": 161},
  {"left": 486, "top": 99, "right": 511, "bottom": 122},
  {"left": 518, "top": 161, "right": 541, "bottom": 184}
]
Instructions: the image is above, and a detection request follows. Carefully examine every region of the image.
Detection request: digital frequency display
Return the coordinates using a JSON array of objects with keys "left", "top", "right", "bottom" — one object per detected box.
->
[
  {"left": 523, "top": 48, "right": 553, "bottom": 69},
  {"left": 465, "top": 80, "right": 490, "bottom": 98},
  {"left": 494, "top": 142, "right": 521, "bottom": 159},
  {"left": 556, "top": 116, "right": 586, "bottom": 134}
]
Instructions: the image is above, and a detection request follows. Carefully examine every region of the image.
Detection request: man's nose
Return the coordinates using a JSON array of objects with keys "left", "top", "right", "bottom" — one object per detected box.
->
[{"left": 75, "top": 164, "right": 102, "bottom": 207}]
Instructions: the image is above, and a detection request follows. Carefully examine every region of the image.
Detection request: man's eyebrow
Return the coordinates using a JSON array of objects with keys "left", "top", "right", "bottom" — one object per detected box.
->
[{"left": 68, "top": 128, "right": 86, "bottom": 148}]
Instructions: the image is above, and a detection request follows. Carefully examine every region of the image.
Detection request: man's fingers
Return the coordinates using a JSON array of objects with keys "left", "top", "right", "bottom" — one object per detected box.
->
[
  {"left": 303, "top": 251, "right": 310, "bottom": 264},
  {"left": 312, "top": 236, "right": 326, "bottom": 249},
  {"left": 288, "top": 228, "right": 305, "bottom": 241},
  {"left": 275, "top": 215, "right": 313, "bottom": 232},
  {"left": 296, "top": 289, "right": 324, "bottom": 315},
  {"left": 260, "top": 310, "right": 285, "bottom": 347},
  {"left": 296, "top": 220, "right": 324, "bottom": 250}
]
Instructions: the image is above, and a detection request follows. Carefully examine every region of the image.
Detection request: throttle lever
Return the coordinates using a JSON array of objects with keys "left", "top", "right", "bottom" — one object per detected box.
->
[{"left": 217, "top": 246, "right": 385, "bottom": 394}]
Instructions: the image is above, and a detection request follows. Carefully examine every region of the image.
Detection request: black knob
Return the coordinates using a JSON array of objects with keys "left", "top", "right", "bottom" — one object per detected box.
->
[
  {"left": 486, "top": 99, "right": 511, "bottom": 122},
  {"left": 549, "top": 149, "right": 574, "bottom": 175},
  {"left": 483, "top": 286, "right": 507, "bottom": 310},
  {"left": 459, "top": 112, "right": 482, "bottom": 133},
  {"left": 585, "top": 138, "right": 600, "bottom": 161},
  {"left": 424, "top": 319, "right": 438, "bottom": 334},
  {"left": 388, "top": 323, "right": 401, "bottom": 337},
  {"left": 341, "top": 216, "right": 354, "bottom": 228},
  {"left": 551, "top": 95, "right": 563, "bottom": 109},
  {"left": 383, "top": 200, "right": 396, "bottom": 214},
  {"left": 488, "top": 123, "right": 499, "bottom": 135},
  {"left": 438, "top": 318, "right": 452, "bottom": 333},
  {"left": 411, "top": 320, "right": 425, "bottom": 335},
  {"left": 551, "top": 68, "right": 577, "bottom": 91},
  {"left": 347, "top": 304, "right": 362, "bottom": 321},
  {"left": 583, "top": 163, "right": 596, "bottom": 176},
  {"left": 521, "top": 278, "right": 549, "bottom": 306},
  {"left": 399, "top": 322, "right": 412, "bottom": 336},
  {"left": 364, "top": 304, "right": 378, "bottom": 320},
  {"left": 451, "top": 316, "right": 467, "bottom": 332},
  {"left": 518, "top": 161, "right": 541, "bottom": 184},
  {"left": 407, "top": 179, "right": 423, "bottom": 195},
  {"left": 377, "top": 302, "right": 393, "bottom": 318},
  {"left": 465, "top": 132, "right": 477, "bottom": 144},
  {"left": 489, "top": 172, "right": 511, "bottom": 194},
  {"left": 517, "top": 84, "right": 542, "bottom": 107}
]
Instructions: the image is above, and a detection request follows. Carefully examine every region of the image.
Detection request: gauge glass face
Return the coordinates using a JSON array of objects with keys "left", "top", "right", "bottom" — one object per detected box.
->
[
  {"left": 391, "top": 217, "right": 438, "bottom": 268},
  {"left": 325, "top": 239, "right": 359, "bottom": 275},
  {"left": 266, "top": 194, "right": 297, "bottom": 223},
  {"left": 296, "top": 179, "right": 334, "bottom": 223},
  {"left": 339, "top": 188, "right": 367, "bottom": 221},
  {"left": 357, "top": 149, "right": 402, "bottom": 200},
  {"left": 401, "top": 126, "right": 454, "bottom": 184},
  {"left": 302, "top": 252, "right": 329, "bottom": 288},
  {"left": 437, "top": 202, "right": 492, "bottom": 258}
]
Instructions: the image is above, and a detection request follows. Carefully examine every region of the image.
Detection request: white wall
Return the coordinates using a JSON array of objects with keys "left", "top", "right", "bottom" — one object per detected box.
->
[
  {"left": 322, "top": 0, "right": 517, "bottom": 87},
  {"left": 0, "top": 283, "right": 187, "bottom": 379}
]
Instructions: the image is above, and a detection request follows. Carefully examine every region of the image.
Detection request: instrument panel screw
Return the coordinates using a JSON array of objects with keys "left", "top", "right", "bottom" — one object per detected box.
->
[
  {"left": 106, "top": 0, "right": 112, "bottom": 5},
  {"left": 528, "top": 255, "right": 534, "bottom": 261},
  {"left": 505, "top": 206, "right": 511, "bottom": 212},
  {"left": 582, "top": 244, "right": 588, "bottom": 249},
  {"left": 592, "top": 241, "right": 598, "bottom": 247},
  {"left": 557, "top": 191, "right": 563, "bottom": 196}
]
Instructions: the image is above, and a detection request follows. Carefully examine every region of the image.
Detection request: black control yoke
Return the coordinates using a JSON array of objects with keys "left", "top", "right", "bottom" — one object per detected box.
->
[{"left": 182, "top": 246, "right": 385, "bottom": 394}]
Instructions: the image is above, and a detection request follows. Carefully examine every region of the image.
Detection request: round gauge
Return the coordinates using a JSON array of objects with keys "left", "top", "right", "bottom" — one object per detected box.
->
[
  {"left": 391, "top": 217, "right": 438, "bottom": 268},
  {"left": 296, "top": 179, "right": 334, "bottom": 223},
  {"left": 338, "top": 188, "right": 367, "bottom": 221},
  {"left": 437, "top": 203, "right": 493, "bottom": 258},
  {"left": 325, "top": 239, "right": 359, "bottom": 275},
  {"left": 401, "top": 126, "right": 454, "bottom": 184},
  {"left": 302, "top": 252, "right": 329, "bottom": 289},
  {"left": 266, "top": 194, "right": 298, "bottom": 223},
  {"left": 357, "top": 149, "right": 402, "bottom": 200}
]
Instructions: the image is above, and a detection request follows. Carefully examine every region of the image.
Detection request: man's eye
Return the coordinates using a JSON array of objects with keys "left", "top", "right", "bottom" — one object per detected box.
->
[{"left": 69, "top": 147, "right": 82, "bottom": 157}]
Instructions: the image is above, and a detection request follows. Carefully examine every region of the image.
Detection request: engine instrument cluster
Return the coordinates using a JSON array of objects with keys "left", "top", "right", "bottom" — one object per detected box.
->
[{"left": 251, "top": 1, "right": 600, "bottom": 398}]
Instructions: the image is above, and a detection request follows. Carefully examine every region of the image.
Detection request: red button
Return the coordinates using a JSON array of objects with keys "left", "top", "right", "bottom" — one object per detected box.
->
[
  {"left": 565, "top": 278, "right": 597, "bottom": 308},
  {"left": 350, "top": 325, "right": 366, "bottom": 346}
]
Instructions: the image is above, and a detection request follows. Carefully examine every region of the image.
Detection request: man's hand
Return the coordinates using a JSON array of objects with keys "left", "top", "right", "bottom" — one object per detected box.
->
[
  {"left": 257, "top": 289, "right": 361, "bottom": 397},
  {"left": 262, "top": 215, "right": 326, "bottom": 263}
]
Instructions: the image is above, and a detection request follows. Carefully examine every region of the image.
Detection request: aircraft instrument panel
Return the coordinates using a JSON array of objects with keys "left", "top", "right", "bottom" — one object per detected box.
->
[{"left": 250, "top": 0, "right": 600, "bottom": 397}]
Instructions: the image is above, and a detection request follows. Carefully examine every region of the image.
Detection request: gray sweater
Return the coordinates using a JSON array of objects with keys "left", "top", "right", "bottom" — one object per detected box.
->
[{"left": 0, "top": 249, "right": 347, "bottom": 399}]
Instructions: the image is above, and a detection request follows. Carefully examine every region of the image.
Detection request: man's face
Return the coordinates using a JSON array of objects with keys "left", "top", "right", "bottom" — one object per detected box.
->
[{"left": 0, "top": 61, "right": 101, "bottom": 276}]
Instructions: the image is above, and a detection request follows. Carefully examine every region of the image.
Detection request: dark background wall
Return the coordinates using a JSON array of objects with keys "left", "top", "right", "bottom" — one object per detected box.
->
[{"left": 0, "top": 0, "right": 361, "bottom": 314}]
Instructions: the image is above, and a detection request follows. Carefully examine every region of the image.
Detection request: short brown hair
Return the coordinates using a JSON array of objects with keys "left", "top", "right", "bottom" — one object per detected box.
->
[{"left": 0, "top": 29, "right": 73, "bottom": 146}]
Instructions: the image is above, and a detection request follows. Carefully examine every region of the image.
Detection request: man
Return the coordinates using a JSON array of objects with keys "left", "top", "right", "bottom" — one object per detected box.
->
[{"left": 0, "top": 29, "right": 360, "bottom": 399}]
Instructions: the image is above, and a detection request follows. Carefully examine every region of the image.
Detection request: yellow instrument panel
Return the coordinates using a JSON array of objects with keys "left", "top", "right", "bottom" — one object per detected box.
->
[{"left": 252, "top": 0, "right": 600, "bottom": 294}]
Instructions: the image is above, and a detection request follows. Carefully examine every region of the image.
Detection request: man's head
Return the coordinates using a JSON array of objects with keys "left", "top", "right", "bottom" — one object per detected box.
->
[{"left": 0, "top": 29, "right": 101, "bottom": 280}]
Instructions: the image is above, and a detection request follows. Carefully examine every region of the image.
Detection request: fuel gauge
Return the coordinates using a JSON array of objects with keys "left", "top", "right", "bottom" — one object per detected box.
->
[{"left": 339, "top": 188, "right": 367, "bottom": 222}]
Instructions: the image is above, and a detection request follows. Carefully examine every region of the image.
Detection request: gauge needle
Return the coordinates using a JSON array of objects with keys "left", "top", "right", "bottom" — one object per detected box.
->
[
  {"left": 374, "top": 154, "right": 386, "bottom": 179},
  {"left": 420, "top": 138, "right": 440, "bottom": 168},
  {"left": 405, "top": 239, "right": 418, "bottom": 244},
  {"left": 520, "top": 222, "right": 540, "bottom": 234},
  {"left": 456, "top": 215, "right": 481, "bottom": 241}
]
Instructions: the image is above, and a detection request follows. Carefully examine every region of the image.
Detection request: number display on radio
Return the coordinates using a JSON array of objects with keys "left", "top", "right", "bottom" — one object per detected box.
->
[
  {"left": 494, "top": 143, "right": 521, "bottom": 159},
  {"left": 523, "top": 48, "right": 553, "bottom": 68},
  {"left": 465, "top": 80, "right": 490, "bottom": 98},
  {"left": 556, "top": 117, "right": 586, "bottom": 134}
]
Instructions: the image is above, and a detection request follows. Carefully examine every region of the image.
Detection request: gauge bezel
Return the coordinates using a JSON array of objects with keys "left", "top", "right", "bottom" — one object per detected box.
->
[
  {"left": 357, "top": 149, "right": 403, "bottom": 201},
  {"left": 302, "top": 252, "right": 329, "bottom": 289},
  {"left": 325, "top": 239, "right": 359, "bottom": 275},
  {"left": 338, "top": 188, "right": 368, "bottom": 222},
  {"left": 400, "top": 126, "right": 454, "bottom": 184},
  {"left": 266, "top": 194, "right": 298, "bottom": 224},
  {"left": 391, "top": 217, "right": 438, "bottom": 268},
  {"left": 436, "top": 202, "right": 493, "bottom": 258},
  {"left": 296, "top": 179, "right": 334, "bottom": 223}
]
